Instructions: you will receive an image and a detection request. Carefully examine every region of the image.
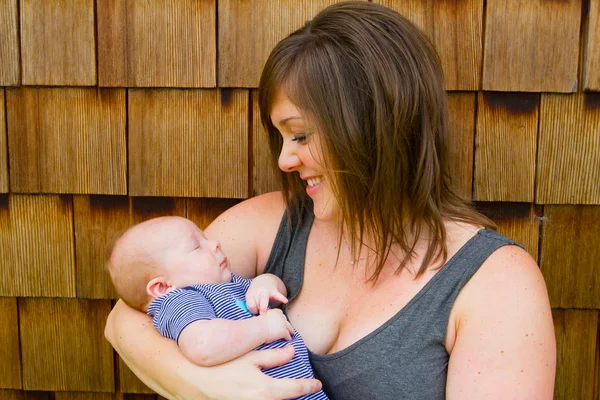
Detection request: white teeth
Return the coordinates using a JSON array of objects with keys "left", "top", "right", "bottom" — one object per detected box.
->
[{"left": 307, "top": 177, "right": 324, "bottom": 186}]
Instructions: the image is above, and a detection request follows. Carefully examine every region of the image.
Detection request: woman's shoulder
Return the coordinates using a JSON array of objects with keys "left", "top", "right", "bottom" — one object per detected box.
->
[
  {"left": 445, "top": 240, "right": 555, "bottom": 397},
  {"left": 205, "top": 192, "right": 287, "bottom": 277}
]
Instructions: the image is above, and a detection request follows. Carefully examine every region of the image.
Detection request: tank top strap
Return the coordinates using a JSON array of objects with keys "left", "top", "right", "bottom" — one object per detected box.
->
[
  {"left": 431, "top": 229, "right": 524, "bottom": 300},
  {"left": 263, "top": 203, "right": 314, "bottom": 301}
]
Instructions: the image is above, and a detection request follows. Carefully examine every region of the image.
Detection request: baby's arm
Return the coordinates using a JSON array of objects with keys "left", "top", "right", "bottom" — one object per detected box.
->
[
  {"left": 246, "top": 273, "right": 289, "bottom": 315},
  {"left": 179, "top": 309, "right": 294, "bottom": 367},
  {"left": 150, "top": 289, "right": 294, "bottom": 368}
]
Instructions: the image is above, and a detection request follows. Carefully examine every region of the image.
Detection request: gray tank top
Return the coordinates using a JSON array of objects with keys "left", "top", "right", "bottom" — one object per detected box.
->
[{"left": 264, "top": 206, "right": 521, "bottom": 399}]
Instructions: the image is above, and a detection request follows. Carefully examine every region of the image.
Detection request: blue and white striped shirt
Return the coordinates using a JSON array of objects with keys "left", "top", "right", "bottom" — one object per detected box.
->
[{"left": 147, "top": 273, "right": 328, "bottom": 400}]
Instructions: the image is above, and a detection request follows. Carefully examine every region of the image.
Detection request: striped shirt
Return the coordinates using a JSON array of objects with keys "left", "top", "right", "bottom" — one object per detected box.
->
[{"left": 147, "top": 273, "right": 328, "bottom": 400}]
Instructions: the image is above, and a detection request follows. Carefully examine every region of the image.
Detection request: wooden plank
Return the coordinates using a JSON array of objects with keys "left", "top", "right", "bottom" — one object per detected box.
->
[
  {"left": 475, "top": 202, "right": 540, "bottom": 262},
  {"left": 252, "top": 91, "right": 279, "bottom": 196},
  {"left": 74, "top": 196, "right": 187, "bottom": 299},
  {"left": 54, "top": 393, "right": 116, "bottom": 400},
  {"left": 1, "top": 89, "right": 8, "bottom": 192},
  {"left": 20, "top": 0, "right": 95, "bottom": 85},
  {"left": 128, "top": 89, "right": 248, "bottom": 198},
  {"left": 447, "top": 92, "right": 475, "bottom": 200},
  {"left": 218, "top": 0, "right": 355, "bottom": 87},
  {"left": 6, "top": 87, "right": 127, "bottom": 194},
  {"left": 0, "top": 298, "right": 21, "bottom": 389},
  {"left": 0, "top": 391, "right": 49, "bottom": 400},
  {"left": 187, "top": 198, "right": 240, "bottom": 230},
  {"left": 97, "top": 0, "right": 216, "bottom": 87},
  {"left": 474, "top": 92, "right": 538, "bottom": 202},
  {"left": 540, "top": 206, "right": 600, "bottom": 308},
  {"left": 375, "top": 0, "right": 483, "bottom": 90},
  {"left": 119, "top": 359, "right": 154, "bottom": 394},
  {"left": 536, "top": 93, "right": 600, "bottom": 204},
  {"left": 0, "top": 0, "right": 19, "bottom": 85},
  {"left": 482, "top": 0, "right": 581, "bottom": 92},
  {"left": 552, "top": 309, "right": 598, "bottom": 400},
  {"left": 19, "top": 298, "right": 114, "bottom": 391},
  {"left": 54, "top": 392, "right": 155, "bottom": 400},
  {"left": 0, "top": 195, "right": 75, "bottom": 297},
  {"left": 74, "top": 195, "right": 129, "bottom": 299},
  {"left": 583, "top": 0, "right": 600, "bottom": 90}
]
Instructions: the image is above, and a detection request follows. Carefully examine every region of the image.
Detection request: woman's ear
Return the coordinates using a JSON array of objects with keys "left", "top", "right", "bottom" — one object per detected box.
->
[{"left": 147, "top": 277, "right": 173, "bottom": 298}]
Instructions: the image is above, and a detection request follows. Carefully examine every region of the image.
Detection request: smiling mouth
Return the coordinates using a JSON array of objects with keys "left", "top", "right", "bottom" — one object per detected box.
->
[{"left": 306, "top": 176, "right": 325, "bottom": 186}]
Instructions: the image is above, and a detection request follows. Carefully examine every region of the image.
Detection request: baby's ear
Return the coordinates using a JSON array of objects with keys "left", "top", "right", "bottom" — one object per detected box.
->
[{"left": 147, "top": 277, "right": 172, "bottom": 298}]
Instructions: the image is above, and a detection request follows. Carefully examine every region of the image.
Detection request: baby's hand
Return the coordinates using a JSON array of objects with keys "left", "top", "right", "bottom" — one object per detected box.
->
[
  {"left": 246, "top": 285, "right": 288, "bottom": 315},
  {"left": 259, "top": 308, "right": 295, "bottom": 343}
]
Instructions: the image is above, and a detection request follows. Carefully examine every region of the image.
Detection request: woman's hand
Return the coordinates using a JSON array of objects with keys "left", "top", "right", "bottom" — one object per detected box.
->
[
  {"left": 105, "top": 300, "right": 322, "bottom": 400},
  {"left": 191, "top": 346, "right": 323, "bottom": 400}
]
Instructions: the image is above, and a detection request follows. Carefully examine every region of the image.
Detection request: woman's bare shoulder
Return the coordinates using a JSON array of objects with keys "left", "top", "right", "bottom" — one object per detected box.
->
[
  {"left": 446, "top": 242, "right": 556, "bottom": 398},
  {"left": 205, "top": 192, "right": 286, "bottom": 277}
]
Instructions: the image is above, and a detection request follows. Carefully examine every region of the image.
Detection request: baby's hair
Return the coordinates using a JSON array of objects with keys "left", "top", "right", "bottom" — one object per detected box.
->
[{"left": 105, "top": 224, "right": 158, "bottom": 311}]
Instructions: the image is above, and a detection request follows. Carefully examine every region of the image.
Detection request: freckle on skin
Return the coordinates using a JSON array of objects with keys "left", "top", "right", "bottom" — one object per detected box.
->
[{"left": 500, "top": 350, "right": 504, "bottom": 354}]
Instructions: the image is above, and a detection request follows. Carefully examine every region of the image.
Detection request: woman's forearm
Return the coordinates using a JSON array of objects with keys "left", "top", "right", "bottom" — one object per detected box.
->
[{"left": 104, "top": 300, "right": 210, "bottom": 399}]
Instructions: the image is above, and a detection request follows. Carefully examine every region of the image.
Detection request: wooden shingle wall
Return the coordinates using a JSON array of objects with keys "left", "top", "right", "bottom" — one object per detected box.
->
[{"left": 0, "top": 1, "right": 598, "bottom": 398}]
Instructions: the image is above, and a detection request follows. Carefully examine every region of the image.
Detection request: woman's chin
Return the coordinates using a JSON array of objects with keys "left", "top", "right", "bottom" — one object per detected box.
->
[{"left": 311, "top": 196, "right": 341, "bottom": 222}]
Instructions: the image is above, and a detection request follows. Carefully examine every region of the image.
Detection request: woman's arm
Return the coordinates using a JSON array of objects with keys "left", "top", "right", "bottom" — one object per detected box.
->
[
  {"left": 446, "top": 245, "right": 556, "bottom": 399},
  {"left": 105, "top": 300, "right": 321, "bottom": 399}
]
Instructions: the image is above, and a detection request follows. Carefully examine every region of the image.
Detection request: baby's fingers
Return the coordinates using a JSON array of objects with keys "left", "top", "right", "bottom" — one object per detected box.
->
[
  {"left": 246, "top": 297, "right": 259, "bottom": 315},
  {"left": 270, "top": 290, "right": 288, "bottom": 304},
  {"left": 285, "top": 321, "right": 295, "bottom": 338},
  {"left": 259, "top": 292, "right": 270, "bottom": 315}
]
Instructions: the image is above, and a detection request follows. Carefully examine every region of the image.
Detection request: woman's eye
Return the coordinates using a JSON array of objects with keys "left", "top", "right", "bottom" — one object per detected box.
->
[{"left": 291, "top": 133, "right": 310, "bottom": 143}]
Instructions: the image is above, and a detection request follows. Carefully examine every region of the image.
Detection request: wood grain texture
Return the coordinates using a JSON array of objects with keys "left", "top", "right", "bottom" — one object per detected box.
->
[
  {"left": 552, "top": 309, "right": 598, "bottom": 400},
  {"left": 482, "top": 0, "right": 581, "bottom": 92},
  {"left": 0, "top": 195, "right": 75, "bottom": 297},
  {"left": 0, "top": 298, "right": 21, "bottom": 389},
  {"left": 6, "top": 87, "right": 127, "bottom": 194},
  {"left": 119, "top": 359, "right": 154, "bottom": 394},
  {"left": 583, "top": 0, "right": 600, "bottom": 90},
  {"left": 252, "top": 91, "right": 279, "bottom": 196},
  {"left": 375, "top": 0, "right": 483, "bottom": 90},
  {"left": 0, "top": 0, "right": 19, "bottom": 85},
  {"left": 54, "top": 392, "right": 156, "bottom": 400},
  {"left": 19, "top": 298, "right": 114, "bottom": 391},
  {"left": 0, "top": 391, "right": 49, "bottom": 400},
  {"left": 74, "top": 196, "right": 187, "bottom": 299},
  {"left": 54, "top": 393, "right": 115, "bottom": 400},
  {"left": 20, "top": 0, "right": 95, "bottom": 85},
  {"left": 128, "top": 89, "right": 248, "bottom": 198},
  {"left": 97, "top": 0, "right": 216, "bottom": 87},
  {"left": 74, "top": 195, "right": 129, "bottom": 299},
  {"left": 474, "top": 92, "right": 538, "bottom": 202},
  {"left": 187, "top": 197, "right": 240, "bottom": 229},
  {"left": 447, "top": 92, "right": 475, "bottom": 200},
  {"left": 536, "top": 93, "right": 600, "bottom": 204},
  {"left": 475, "top": 202, "right": 540, "bottom": 262},
  {"left": 1, "top": 89, "right": 8, "bottom": 192},
  {"left": 540, "top": 206, "right": 600, "bottom": 308},
  {"left": 218, "top": 0, "right": 355, "bottom": 87}
]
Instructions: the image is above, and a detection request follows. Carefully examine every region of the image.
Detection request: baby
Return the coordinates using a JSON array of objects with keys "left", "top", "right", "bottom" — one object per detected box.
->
[{"left": 106, "top": 216, "right": 328, "bottom": 400}]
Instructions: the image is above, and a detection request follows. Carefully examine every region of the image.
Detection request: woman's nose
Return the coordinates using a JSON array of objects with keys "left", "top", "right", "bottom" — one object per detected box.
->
[{"left": 278, "top": 143, "right": 301, "bottom": 172}]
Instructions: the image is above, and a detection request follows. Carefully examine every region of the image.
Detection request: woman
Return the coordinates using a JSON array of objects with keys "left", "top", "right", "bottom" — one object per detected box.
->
[{"left": 105, "top": 2, "right": 556, "bottom": 399}]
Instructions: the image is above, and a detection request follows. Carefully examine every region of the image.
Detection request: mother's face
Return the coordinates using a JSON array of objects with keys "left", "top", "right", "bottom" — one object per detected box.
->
[{"left": 270, "top": 90, "right": 340, "bottom": 222}]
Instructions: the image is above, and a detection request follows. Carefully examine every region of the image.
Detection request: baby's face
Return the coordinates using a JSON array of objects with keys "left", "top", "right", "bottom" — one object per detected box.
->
[{"left": 156, "top": 218, "right": 232, "bottom": 289}]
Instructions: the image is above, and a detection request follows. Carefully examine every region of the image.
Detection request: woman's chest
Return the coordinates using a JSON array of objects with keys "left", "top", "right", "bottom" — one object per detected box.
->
[{"left": 285, "top": 245, "right": 437, "bottom": 355}]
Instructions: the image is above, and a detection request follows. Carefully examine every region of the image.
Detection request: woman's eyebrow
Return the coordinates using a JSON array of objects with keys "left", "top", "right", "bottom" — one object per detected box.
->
[{"left": 279, "top": 116, "right": 304, "bottom": 125}]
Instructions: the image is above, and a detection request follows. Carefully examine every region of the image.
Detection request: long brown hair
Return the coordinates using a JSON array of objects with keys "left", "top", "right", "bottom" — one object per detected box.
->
[{"left": 259, "top": 1, "right": 494, "bottom": 281}]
